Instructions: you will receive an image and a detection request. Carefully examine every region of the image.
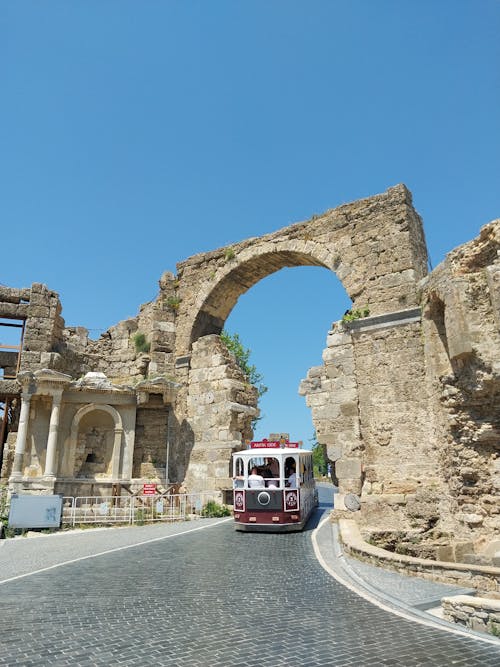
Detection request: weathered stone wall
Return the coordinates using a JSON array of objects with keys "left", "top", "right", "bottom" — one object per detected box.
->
[
  {"left": 442, "top": 594, "right": 500, "bottom": 635},
  {"left": 0, "top": 284, "right": 64, "bottom": 378},
  {"left": 300, "top": 310, "right": 444, "bottom": 532},
  {"left": 133, "top": 400, "right": 169, "bottom": 479},
  {"left": 183, "top": 335, "right": 258, "bottom": 495},
  {"left": 61, "top": 289, "right": 177, "bottom": 383},
  {"left": 418, "top": 219, "right": 500, "bottom": 552},
  {"left": 299, "top": 330, "right": 361, "bottom": 493},
  {"left": 301, "top": 218, "right": 500, "bottom": 560}
]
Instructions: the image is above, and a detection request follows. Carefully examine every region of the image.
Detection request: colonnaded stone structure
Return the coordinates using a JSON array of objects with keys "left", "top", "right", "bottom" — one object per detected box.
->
[{"left": 1, "top": 184, "right": 498, "bottom": 563}]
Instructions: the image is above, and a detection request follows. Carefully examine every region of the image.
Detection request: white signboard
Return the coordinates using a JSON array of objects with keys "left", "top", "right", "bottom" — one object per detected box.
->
[{"left": 8, "top": 494, "right": 63, "bottom": 529}]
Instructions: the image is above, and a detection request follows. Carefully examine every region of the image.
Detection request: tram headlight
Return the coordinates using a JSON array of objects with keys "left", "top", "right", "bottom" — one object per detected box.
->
[{"left": 257, "top": 491, "right": 271, "bottom": 506}]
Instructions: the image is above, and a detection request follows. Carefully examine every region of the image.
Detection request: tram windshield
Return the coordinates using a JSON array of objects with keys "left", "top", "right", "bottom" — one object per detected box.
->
[{"left": 233, "top": 454, "right": 301, "bottom": 489}]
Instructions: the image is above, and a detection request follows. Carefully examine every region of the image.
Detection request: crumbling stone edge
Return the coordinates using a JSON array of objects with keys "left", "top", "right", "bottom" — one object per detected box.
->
[
  {"left": 441, "top": 595, "right": 500, "bottom": 637},
  {"left": 336, "top": 518, "right": 500, "bottom": 594}
]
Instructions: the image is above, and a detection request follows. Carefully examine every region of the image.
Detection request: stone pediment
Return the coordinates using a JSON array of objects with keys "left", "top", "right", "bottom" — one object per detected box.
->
[{"left": 72, "top": 372, "right": 135, "bottom": 394}]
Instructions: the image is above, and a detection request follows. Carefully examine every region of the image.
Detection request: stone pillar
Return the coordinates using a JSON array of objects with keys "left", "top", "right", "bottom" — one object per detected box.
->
[
  {"left": 11, "top": 392, "right": 32, "bottom": 478},
  {"left": 111, "top": 428, "right": 123, "bottom": 479},
  {"left": 44, "top": 392, "right": 63, "bottom": 477}
]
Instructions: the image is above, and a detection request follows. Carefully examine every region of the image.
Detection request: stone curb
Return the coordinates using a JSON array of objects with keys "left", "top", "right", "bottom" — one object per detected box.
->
[
  {"left": 314, "top": 518, "right": 500, "bottom": 645},
  {"left": 337, "top": 518, "right": 500, "bottom": 592}
]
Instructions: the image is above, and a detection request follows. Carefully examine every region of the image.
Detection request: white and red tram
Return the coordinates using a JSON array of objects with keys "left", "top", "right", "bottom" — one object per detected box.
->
[{"left": 232, "top": 439, "right": 318, "bottom": 532}]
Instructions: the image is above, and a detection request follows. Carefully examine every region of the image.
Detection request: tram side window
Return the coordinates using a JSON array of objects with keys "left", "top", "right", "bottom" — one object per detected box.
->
[
  {"left": 285, "top": 457, "right": 298, "bottom": 488},
  {"left": 302, "top": 457, "right": 311, "bottom": 482},
  {"left": 234, "top": 458, "right": 245, "bottom": 488}
]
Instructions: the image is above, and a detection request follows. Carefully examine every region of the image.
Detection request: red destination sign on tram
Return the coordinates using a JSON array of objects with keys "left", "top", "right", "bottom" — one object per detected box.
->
[
  {"left": 250, "top": 440, "right": 301, "bottom": 449},
  {"left": 250, "top": 440, "right": 281, "bottom": 449},
  {"left": 143, "top": 483, "right": 157, "bottom": 495}
]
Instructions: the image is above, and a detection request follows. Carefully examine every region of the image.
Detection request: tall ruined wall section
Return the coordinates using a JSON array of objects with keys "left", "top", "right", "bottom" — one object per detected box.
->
[
  {"left": 0, "top": 283, "right": 64, "bottom": 377},
  {"left": 419, "top": 220, "right": 500, "bottom": 550},
  {"left": 302, "top": 218, "right": 500, "bottom": 561},
  {"left": 300, "top": 309, "right": 438, "bottom": 533},
  {"left": 180, "top": 335, "right": 258, "bottom": 494}
]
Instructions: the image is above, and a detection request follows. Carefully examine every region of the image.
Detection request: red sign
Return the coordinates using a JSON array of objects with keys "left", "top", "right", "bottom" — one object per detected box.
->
[
  {"left": 143, "top": 483, "right": 157, "bottom": 495},
  {"left": 250, "top": 440, "right": 301, "bottom": 449},
  {"left": 250, "top": 440, "right": 280, "bottom": 449}
]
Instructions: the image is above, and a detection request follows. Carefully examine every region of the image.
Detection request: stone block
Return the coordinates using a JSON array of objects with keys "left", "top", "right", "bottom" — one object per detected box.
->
[
  {"left": 339, "top": 478, "right": 362, "bottom": 494},
  {"left": 454, "top": 542, "right": 474, "bottom": 562},
  {"left": 154, "top": 321, "right": 175, "bottom": 333},
  {"left": 384, "top": 494, "right": 406, "bottom": 505},
  {"left": 340, "top": 401, "right": 358, "bottom": 417},
  {"left": 471, "top": 618, "right": 487, "bottom": 632},
  {"left": 336, "top": 458, "right": 362, "bottom": 480},
  {"left": 383, "top": 479, "right": 419, "bottom": 494},
  {"left": 326, "top": 332, "right": 352, "bottom": 347},
  {"left": 326, "top": 444, "right": 342, "bottom": 461},
  {"left": 314, "top": 404, "right": 341, "bottom": 420},
  {"left": 437, "top": 546, "right": 455, "bottom": 563}
]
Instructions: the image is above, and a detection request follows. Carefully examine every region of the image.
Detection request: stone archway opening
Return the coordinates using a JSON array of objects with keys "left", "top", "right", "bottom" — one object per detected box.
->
[
  {"left": 188, "top": 248, "right": 335, "bottom": 347},
  {"left": 222, "top": 265, "right": 352, "bottom": 441},
  {"left": 181, "top": 261, "right": 352, "bottom": 495}
]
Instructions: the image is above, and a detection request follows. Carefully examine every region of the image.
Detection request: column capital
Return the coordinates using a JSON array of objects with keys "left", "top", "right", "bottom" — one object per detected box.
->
[{"left": 50, "top": 390, "right": 64, "bottom": 405}]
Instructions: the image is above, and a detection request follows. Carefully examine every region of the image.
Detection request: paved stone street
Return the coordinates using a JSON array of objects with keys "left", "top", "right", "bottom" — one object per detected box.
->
[{"left": 1, "top": 497, "right": 499, "bottom": 666}]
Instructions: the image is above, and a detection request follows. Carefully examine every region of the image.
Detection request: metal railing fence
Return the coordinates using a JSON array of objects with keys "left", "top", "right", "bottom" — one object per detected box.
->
[{"left": 61, "top": 492, "right": 226, "bottom": 527}]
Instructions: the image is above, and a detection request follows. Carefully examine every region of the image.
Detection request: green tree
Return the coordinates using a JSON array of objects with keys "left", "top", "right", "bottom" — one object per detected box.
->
[
  {"left": 220, "top": 330, "right": 268, "bottom": 400},
  {"left": 310, "top": 431, "right": 327, "bottom": 477}
]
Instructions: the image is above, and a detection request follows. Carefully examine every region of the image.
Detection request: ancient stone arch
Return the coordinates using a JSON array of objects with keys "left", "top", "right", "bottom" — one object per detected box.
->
[
  {"left": 172, "top": 184, "right": 428, "bottom": 358},
  {"left": 185, "top": 241, "right": 335, "bottom": 348}
]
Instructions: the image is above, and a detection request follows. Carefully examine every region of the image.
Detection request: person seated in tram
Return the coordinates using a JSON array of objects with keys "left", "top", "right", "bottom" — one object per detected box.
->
[
  {"left": 248, "top": 466, "right": 265, "bottom": 489},
  {"left": 265, "top": 457, "right": 280, "bottom": 488},
  {"left": 286, "top": 462, "right": 297, "bottom": 489}
]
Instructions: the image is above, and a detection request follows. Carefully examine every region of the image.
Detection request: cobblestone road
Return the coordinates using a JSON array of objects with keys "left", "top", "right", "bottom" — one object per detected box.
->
[{"left": 1, "top": 508, "right": 500, "bottom": 666}]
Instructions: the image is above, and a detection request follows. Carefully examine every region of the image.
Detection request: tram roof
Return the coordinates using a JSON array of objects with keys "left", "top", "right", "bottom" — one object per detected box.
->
[{"left": 234, "top": 447, "right": 312, "bottom": 457}]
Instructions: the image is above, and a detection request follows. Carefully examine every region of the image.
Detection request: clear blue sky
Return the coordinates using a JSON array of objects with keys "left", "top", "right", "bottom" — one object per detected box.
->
[{"left": 1, "top": 1, "right": 499, "bottom": 446}]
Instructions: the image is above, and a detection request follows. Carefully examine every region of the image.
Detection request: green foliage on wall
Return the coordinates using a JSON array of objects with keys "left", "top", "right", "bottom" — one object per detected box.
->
[
  {"left": 220, "top": 330, "right": 267, "bottom": 400},
  {"left": 133, "top": 332, "right": 150, "bottom": 354}
]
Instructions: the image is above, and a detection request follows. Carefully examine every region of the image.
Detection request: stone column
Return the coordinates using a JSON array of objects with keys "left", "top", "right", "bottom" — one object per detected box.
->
[
  {"left": 44, "top": 392, "right": 63, "bottom": 477},
  {"left": 11, "top": 392, "right": 32, "bottom": 478},
  {"left": 111, "top": 428, "right": 123, "bottom": 479}
]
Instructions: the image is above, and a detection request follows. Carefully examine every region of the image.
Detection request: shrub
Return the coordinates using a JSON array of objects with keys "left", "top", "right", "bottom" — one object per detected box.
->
[
  {"left": 201, "top": 500, "right": 231, "bottom": 518},
  {"left": 166, "top": 296, "right": 181, "bottom": 312},
  {"left": 133, "top": 332, "right": 150, "bottom": 354},
  {"left": 341, "top": 306, "right": 370, "bottom": 324}
]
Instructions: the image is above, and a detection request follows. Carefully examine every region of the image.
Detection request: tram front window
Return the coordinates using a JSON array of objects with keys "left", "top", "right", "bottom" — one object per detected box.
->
[{"left": 261, "top": 457, "right": 280, "bottom": 488}]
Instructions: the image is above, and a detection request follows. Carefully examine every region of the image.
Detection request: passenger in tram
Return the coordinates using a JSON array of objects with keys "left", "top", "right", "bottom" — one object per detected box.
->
[
  {"left": 286, "top": 462, "right": 297, "bottom": 488},
  {"left": 248, "top": 466, "right": 265, "bottom": 489},
  {"left": 265, "top": 457, "right": 280, "bottom": 488}
]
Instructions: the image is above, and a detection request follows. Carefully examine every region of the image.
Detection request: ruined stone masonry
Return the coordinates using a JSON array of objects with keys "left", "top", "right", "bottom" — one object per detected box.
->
[{"left": 1, "top": 184, "right": 498, "bottom": 565}]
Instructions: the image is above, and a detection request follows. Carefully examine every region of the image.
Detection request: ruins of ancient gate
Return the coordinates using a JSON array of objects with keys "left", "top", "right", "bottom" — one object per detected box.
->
[{"left": 1, "top": 184, "right": 499, "bottom": 561}]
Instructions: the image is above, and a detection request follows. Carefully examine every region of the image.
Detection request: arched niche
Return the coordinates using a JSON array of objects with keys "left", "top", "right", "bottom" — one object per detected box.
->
[{"left": 63, "top": 403, "right": 124, "bottom": 480}]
